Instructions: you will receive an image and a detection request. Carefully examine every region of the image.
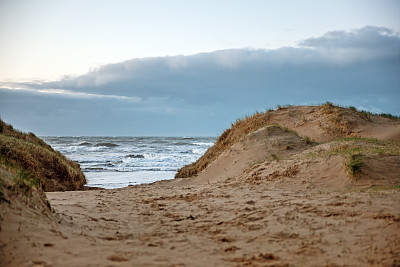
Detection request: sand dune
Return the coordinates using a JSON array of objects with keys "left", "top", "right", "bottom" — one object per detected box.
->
[
  {"left": 175, "top": 104, "right": 400, "bottom": 179},
  {"left": 1, "top": 105, "right": 400, "bottom": 266},
  {"left": 171, "top": 125, "right": 316, "bottom": 186}
]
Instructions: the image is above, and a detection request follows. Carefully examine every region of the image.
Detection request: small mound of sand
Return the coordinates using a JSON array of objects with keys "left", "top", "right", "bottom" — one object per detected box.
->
[{"left": 172, "top": 125, "right": 316, "bottom": 186}]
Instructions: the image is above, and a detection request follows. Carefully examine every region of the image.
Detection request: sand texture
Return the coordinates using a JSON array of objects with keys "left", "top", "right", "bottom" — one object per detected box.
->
[{"left": 1, "top": 105, "right": 400, "bottom": 266}]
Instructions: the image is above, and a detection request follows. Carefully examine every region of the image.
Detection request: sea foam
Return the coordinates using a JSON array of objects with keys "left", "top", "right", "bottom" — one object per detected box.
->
[{"left": 43, "top": 136, "right": 215, "bottom": 189}]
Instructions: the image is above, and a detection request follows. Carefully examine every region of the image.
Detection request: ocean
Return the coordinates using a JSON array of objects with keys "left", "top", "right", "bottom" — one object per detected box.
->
[{"left": 42, "top": 136, "right": 215, "bottom": 189}]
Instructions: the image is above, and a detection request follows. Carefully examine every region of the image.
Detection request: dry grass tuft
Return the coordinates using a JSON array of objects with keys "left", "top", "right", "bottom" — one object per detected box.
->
[
  {"left": 346, "top": 154, "right": 364, "bottom": 178},
  {"left": 321, "top": 102, "right": 353, "bottom": 135}
]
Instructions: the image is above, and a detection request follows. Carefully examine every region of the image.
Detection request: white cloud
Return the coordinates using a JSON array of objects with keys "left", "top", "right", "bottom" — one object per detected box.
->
[
  {"left": 0, "top": 83, "right": 141, "bottom": 101},
  {"left": 167, "top": 56, "right": 188, "bottom": 70},
  {"left": 299, "top": 26, "right": 400, "bottom": 64},
  {"left": 39, "top": 27, "right": 399, "bottom": 91},
  {"left": 1, "top": 26, "right": 399, "bottom": 135}
]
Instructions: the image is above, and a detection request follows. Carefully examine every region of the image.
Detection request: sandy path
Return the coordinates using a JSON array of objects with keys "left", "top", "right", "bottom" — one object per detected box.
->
[{"left": 29, "top": 177, "right": 398, "bottom": 267}]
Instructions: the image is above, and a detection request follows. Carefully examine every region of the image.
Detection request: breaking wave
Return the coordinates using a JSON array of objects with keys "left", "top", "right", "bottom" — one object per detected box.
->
[{"left": 42, "top": 136, "right": 215, "bottom": 189}]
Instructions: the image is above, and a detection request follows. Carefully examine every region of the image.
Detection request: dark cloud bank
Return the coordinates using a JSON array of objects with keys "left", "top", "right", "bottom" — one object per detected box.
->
[{"left": 1, "top": 26, "right": 399, "bottom": 136}]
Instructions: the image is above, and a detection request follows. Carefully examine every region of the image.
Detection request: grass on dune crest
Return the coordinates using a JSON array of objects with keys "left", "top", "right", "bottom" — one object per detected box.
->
[
  {"left": 0, "top": 119, "right": 86, "bottom": 192},
  {"left": 0, "top": 119, "right": 53, "bottom": 151}
]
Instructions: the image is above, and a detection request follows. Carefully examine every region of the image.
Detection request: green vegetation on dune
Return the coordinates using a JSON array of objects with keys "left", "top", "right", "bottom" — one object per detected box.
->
[
  {"left": 303, "top": 137, "right": 400, "bottom": 163},
  {"left": 346, "top": 154, "right": 364, "bottom": 178},
  {"left": 302, "top": 136, "right": 400, "bottom": 179},
  {"left": 324, "top": 102, "right": 400, "bottom": 120},
  {"left": 348, "top": 106, "right": 400, "bottom": 120},
  {"left": 0, "top": 119, "right": 86, "bottom": 192},
  {"left": 326, "top": 137, "right": 400, "bottom": 157}
]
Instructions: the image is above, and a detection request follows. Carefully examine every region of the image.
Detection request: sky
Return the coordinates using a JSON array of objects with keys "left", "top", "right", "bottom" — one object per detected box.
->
[{"left": 0, "top": 0, "right": 399, "bottom": 136}]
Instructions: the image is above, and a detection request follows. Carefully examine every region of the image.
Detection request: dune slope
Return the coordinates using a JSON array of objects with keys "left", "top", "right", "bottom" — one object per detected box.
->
[{"left": 0, "top": 119, "right": 86, "bottom": 191}]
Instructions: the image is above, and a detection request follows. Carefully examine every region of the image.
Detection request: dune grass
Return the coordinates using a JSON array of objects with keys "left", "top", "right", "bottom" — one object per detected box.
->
[
  {"left": 304, "top": 137, "right": 400, "bottom": 159},
  {"left": 0, "top": 119, "right": 86, "bottom": 191},
  {"left": 302, "top": 136, "right": 400, "bottom": 179},
  {"left": 346, "top": 154, "right": 364, "bottom": 178}
]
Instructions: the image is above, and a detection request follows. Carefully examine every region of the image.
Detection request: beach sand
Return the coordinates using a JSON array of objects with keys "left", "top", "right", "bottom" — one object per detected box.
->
[{"left": 2, "top": 173, "right": 399, "bottom": 266}]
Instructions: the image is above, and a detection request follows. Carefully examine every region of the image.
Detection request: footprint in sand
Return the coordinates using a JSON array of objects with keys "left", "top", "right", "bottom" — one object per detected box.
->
[{"left": 107, "top": 254, "right": 128, "bottom": 262}]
